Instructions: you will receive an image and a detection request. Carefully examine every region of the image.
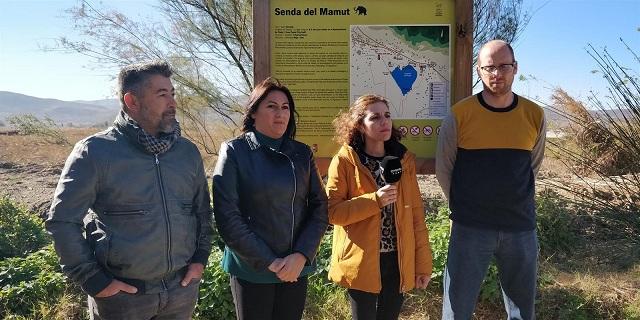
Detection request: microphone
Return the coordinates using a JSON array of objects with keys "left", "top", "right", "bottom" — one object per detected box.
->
[{"left": 380, "top": 156, "right": 402, "bottom": 184}]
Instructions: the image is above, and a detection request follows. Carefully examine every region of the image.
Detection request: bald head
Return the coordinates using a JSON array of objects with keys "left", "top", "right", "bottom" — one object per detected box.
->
[
  {"left": 478, "top": 40, "right": 515, "bottom": 66},
  {"left": 477, "top": 40, "right": 518, "bottom": 100}
]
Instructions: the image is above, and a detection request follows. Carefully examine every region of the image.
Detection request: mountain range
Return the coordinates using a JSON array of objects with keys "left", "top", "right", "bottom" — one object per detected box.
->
[
  {"left": 0, "top": 91, "right": 121, "bottom": 127},
  {"left": 0, "top": 90, "right": 591, "bottom": 130}
]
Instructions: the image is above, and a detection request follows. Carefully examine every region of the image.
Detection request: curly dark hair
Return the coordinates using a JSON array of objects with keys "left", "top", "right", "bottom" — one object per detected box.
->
[
  {"left": 332, "top": 94, "right": 402, "bottom": 149},
  {"left": 241, "top": 77, "right": 297, "bottom": 139}
]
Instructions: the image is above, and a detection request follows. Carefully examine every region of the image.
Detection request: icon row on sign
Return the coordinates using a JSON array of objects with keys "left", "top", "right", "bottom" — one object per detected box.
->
[{"left": 398, "top": 125, "right": 440, "bottom": 137}]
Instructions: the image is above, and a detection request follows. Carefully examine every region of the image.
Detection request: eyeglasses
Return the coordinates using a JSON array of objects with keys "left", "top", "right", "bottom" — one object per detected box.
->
[{"left": 479, "top": 63, "right": 516, "bottom": 75}]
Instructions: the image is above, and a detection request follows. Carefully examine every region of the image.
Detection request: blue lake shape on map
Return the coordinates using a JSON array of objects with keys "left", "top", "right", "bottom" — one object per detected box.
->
[{"left": 391, "top": 65, "right": 417, "bottom": 95}]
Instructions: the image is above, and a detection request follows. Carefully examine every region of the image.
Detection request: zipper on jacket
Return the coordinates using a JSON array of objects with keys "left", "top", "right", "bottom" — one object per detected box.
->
[
  {"left": 103, "top": 210, "right": 148, "bottom": 216},
  {"left": 378, "top": 214, "right": 383, "bottom": 291},
  {"left": 155, "top": 154, "right": 173, "bottom": 274},
  {"left": 274, "top": 149, "right": 297, "bottom": 252},
  {"left": 392, "top": 200, "right": 404, "bottom": 293}
]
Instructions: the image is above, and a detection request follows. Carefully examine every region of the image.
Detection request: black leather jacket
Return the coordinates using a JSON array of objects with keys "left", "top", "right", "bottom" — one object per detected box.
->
[
  {"left": 212, "top": 131, "right": 328, "bottom": 271},
  {"left": 46, "top": 122, "right": 212, "bottom": 296}
]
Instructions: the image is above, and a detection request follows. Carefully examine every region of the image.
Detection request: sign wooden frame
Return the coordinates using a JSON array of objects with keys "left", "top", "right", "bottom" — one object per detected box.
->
[{"left": 253, "top": 0, "right": 473, "bottom": 174}]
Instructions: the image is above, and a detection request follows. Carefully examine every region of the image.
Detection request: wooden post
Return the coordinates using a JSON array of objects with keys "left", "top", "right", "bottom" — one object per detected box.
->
[
  {"left": 454, "top": 0, "right": 473, "bottom": 104},
  {"left": 416, "top": 0, "right": 473, "bottom": 174},
  {"left": 253, "top": 0, "right": 270, "bottom": 85}
]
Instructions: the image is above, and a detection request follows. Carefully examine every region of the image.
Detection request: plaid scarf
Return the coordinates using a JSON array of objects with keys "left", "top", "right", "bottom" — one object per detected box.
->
[{"left": 114, "top": 110, "right": 181, "bottom": 155}]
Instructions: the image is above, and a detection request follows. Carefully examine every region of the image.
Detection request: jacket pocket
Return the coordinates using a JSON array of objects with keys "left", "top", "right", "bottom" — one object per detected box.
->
[
  {"left": 103, "top": 209, "right": 149, "bottom": 216},
  {"left": 97, "top": 202, "right": 153, "bottom": 218},
  {"left": 169, "top": 201, "right": 198, "bottom": 264},
  {"left": 96, "top": 204, "right": 159, "bottom": 276}
]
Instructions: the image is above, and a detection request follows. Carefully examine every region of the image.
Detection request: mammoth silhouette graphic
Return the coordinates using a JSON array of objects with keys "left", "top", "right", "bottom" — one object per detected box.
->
[{"left": 354, "top": 5, "right": 367, "bottom": 15}]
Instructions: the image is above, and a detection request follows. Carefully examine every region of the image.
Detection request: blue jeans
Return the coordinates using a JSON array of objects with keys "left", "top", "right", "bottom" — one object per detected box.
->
[{"left": 442, "top": 222, "right": 538, "bottom": 320}]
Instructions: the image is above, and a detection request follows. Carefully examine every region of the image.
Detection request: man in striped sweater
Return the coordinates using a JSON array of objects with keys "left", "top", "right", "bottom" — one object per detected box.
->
[{"left": 436, "top": 40, "right": 546, "bottom": 320}]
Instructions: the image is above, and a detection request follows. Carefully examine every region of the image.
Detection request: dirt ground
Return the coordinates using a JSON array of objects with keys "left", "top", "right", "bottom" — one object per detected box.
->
[
  {"left": 0, "top": 161, "right": 60, "bottom": 215},
  {"left": 0, "top": 128, "right": 97, "bottom": 215},
  {"left": 0, "top": 126, "right": 604, "bottom": 231}
]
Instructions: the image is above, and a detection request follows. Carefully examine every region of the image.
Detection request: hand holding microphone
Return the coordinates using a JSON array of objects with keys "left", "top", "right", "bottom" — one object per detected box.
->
[{"left": 376, "top": 156, "right": 403, "bottom": 207}]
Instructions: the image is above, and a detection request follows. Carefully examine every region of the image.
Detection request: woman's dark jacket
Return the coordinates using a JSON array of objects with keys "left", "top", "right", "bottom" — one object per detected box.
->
[{"left": 212, "top": 131, "right": 329, "bottom": 271}]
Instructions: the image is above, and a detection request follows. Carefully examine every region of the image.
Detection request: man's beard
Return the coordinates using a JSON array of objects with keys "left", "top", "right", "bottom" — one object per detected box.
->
[
  {"left": 138, "top": 106, "right": 177, "bottom": 134},
  {"left": 483, "top": 82, "right": 512, "bottom": 97},
  {"left": 159, "top": 114, "right": 177, "bottom": 133}
]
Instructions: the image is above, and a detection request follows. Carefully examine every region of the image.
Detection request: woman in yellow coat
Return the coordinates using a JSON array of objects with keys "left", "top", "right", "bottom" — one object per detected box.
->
[{"left": 326, "top": 94, "right": 433, "bottom": 319}]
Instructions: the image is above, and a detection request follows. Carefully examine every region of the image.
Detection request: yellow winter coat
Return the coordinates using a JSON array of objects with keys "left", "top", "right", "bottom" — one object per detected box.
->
[{"left": 326, "top": 144, "right": 432, "bottom": 293}]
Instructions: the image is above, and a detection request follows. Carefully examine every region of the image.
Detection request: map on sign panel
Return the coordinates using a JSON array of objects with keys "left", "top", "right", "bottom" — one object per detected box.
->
[{"left": 350, "top": 25, "right": 450, "bottom": 120}]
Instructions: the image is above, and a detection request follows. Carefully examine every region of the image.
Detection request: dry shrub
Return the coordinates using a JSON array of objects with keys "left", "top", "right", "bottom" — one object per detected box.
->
[
  {"left": 550, "top": 88, "right": 637, "bottom": 176},
  {"left": 176, "top": 97, "right": 243, "bottom": 158},
  {"left": 7, "top": 114, "right": 70, "bottom": 146},
  {"left": 541, "top": 40, "right": 640, "bottom": 262}
]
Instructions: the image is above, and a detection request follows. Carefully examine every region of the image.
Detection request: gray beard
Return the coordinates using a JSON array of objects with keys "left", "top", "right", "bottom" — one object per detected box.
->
[{"left": 159, "top": 118, "right": 178, "bottom": 133}]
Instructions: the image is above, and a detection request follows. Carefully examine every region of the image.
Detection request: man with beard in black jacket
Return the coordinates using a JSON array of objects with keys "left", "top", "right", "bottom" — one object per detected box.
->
[{"left": 47, "top": 60, "right": 212, "bottom": 320}]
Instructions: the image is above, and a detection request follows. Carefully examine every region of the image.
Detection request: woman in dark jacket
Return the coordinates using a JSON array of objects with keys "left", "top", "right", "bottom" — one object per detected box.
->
[{"left": 212, "top": 77, "right": 328, "bottom": 320}]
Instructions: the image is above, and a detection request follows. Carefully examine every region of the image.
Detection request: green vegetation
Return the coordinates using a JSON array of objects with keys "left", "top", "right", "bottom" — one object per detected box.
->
[
  {"left": 0, "top": 197, "right": 50, "bottom": 259},
  {"left": 537, "top": 287, "right": 598, "bottom": 320},
  {"left": 0, "top": 190, "right": 638, "bottom": 319},
  {"left": 625, "top": 298, "right": 640, "bottom": 320},
  {"left": 425, "top": 202, "right": 450, "bottom": 284},
  {"left": 194, "top": 250, "right": 234, "bottom": 320},
  {"left": 0, "top": 246, "right": 70, "bottom": 318},
  {"left": 536, "top": 189, "right": 578, "bottom": 257},
  {"left": 303, "top": 234, "right": 350, "bottom": 320}
]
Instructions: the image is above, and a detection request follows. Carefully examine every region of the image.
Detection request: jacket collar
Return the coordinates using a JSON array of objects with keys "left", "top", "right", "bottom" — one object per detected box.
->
[
  {"left": 384, "top": 140, "right": 408, "bottom": 158},
  {"left": 338, "top": 141, "right": 413, "bottom": 187},
  {"left": 113, "top": 110, "right": 150, "bottom": 154},
  {"left": 244, "top": 131, "right": 261, "bottom": 151},
  {"left": 243, "top": 130, "right": 294, "bottom": 155},
  {"left": 350, "top": 139, "right": 408, "bottom": 159}
]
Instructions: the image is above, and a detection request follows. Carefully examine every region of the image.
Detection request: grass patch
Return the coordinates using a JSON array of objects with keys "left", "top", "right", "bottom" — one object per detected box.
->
[
  {"left": 0, "top": 246, "right": 72, "bottom": 318},
  {"left": 624, "top": 297, "right": 640, "bottom": 320},
  {"left": 0, "top": 197, "right": 50, "bottom": 259},
  {"left": 536, "top": 188, "right": 580, "bottom": 264}
]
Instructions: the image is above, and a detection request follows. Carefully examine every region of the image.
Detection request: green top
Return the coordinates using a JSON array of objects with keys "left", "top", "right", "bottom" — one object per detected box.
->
[
  {"left": 254, "top": 130, "right": 284, "bottom": 151},
  {"left": 222, "top": 249, "right": 315, "bottom": 283}
]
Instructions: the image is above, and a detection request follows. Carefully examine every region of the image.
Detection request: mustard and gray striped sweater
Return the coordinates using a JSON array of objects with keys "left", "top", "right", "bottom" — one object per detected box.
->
[{"left": 436, "top": 92, "right": 546, "bottom": 231}]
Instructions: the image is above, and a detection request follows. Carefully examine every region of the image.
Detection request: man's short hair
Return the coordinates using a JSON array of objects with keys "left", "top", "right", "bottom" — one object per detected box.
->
[
  {"left": 477, "top": 40, "right": 516, "bottom": 65},
  {"left": 504, "top": 42, "right": 515, "bottom": 62},
  {"left": 118, "top": 60, "right": 173, "bottom": 109}
]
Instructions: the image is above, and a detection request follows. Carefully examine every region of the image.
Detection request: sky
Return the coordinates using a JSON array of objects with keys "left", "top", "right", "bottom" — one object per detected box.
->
[
  {"left": 0, "top": 0, "right": 638, "bottom": 102},
  {"left": 512, "top": 0, "right": 640, "bottom": 103},
  {"left": 0, "top": 0, "right": 157, "bottom": 101}
]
